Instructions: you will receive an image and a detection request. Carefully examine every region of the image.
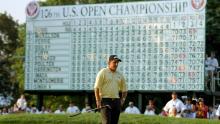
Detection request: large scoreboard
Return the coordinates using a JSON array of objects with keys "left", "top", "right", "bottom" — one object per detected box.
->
[{"left": 25, "top": 0, "right": 206, "bottom": 91}]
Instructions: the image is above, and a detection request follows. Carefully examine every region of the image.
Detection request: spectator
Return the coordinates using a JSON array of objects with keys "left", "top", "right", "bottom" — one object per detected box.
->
[
  {"left": 45, "top": 107, "right": 52, "bottom": 113},
  {"left": 216, "top": 104, "right": 220, "bottom": 119},
  {"left": 163, "top": 92, "right": 186, "bottom": 117},
  {"left": 144, "top": 99, "right": 156, "bottom": 115},
  {"left": 183, "top": 98, "right": 195, "bottom": 118},
  {"left": 190, "top": 99, "right": 198, "bottom": 118},
  {"left": 66, "top": 102, "right": 80, "bottom": 114},
  {"left": 205, "top": 52, "right": 219, "bottom": 90},
  {"left": 2, "top": 107, "right": 8, "bottom": 115},
  {"left": 81, "top": 103, "right": 93, "bottom": 113},
  {"left": 124, "top": 101, "right": 141, "bottom": 114},
  {"left": 16, "top": 94, "right": 27, "bottom": 111},
  {"left": 25, "top": 104, "right": 31, "bottom": 113},
  {"left": 54, "top": 105, "right": 65, "bottom": 114},
  {"left": 30, "top": 104, "right": 38, "bottom": 114},
  {"left": 168, "top": 107, "right": 181, "bottom": 118},
  {"left": 8, "top": 106, "right": 14, "bottom": 114},
  {"left": 159, "top": 109, "right": 168, "bottom": 116},
  {"left": 208, "top": 106, "right": 216, "bottom": 119},
  {"left": 38, "top": 106, "right": 49, "bottom": 114},
  {"left": 13, "top": 104, "right": 19, "bottom": 113},
  {"left": 196, "top": 98, "right": 208, "bottom": 118},
  {"left": 208, "top": 52, "right": 219, "bottom": 73}
]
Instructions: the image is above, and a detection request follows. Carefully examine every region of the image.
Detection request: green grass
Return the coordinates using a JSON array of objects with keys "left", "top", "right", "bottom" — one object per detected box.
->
[{"left": 0, "top": 113, "right": 219, "bottom": 124}]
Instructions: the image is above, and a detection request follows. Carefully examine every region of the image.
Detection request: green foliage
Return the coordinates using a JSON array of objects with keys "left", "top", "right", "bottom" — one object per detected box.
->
[
  {"left": 0, "top": 13, "right": 18, "bottom": 52},
  {"left": 206, "top": 0, "right": 220, "bottom": 52},
  {"left": 43, "top": 95, "right": 86, "bottom": 111},
  {"left": 0, "top": 13, "right": 19, "bottom": 97},
  {"left": 11, "top": 24, "right": 25, "bottom": 94},
  {"left": 0, "top": 113, "right": 219, "bottom": 124}
]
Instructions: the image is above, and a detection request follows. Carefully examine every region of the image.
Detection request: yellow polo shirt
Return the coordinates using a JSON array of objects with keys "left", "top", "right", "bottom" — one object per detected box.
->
[{"left": 94, "top": 68, "right": 127, "bottom": 98}]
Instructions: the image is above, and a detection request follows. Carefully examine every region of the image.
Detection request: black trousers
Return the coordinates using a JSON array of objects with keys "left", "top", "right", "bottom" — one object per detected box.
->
[{"left": 101, "top": 98, "right": 121, "bottom": 124}]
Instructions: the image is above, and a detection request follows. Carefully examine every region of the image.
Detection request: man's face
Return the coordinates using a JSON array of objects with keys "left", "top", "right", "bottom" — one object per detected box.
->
[
  {"left": 199, "top": 101, "right": 204, "bottom": 106},
  {"left": 172, "top": 94, "right": 177, "bottom": 100},
  {"left": 108, "top": 60, "right": 119, "bottom": 72},
  {"left": 129, "top": 102, "right": 134, "bottom": 107},
  {"left": 149, "top": 100, "right": 154, "bottom": 107}
]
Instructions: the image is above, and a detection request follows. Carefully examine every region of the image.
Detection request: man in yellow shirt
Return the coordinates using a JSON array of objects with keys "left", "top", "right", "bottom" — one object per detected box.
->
[{"left": 94, "top": 55, "right": 127, "bottom": 124}]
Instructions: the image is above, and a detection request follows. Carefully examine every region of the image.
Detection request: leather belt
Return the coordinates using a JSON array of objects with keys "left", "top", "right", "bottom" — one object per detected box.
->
[{"left": 102, "top": 98, "right": 120, "bottom": 101}]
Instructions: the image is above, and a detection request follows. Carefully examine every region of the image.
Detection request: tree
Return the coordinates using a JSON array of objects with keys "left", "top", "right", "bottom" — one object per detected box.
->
[
  {"left": 206, "top": 0, "right": 220, "bottom": 55},
  {"left": 11, "top": 24, "right": 25, "bottom": 94},
  {"left": 0, "top": 13, "right": 19, "bottom": 98}
]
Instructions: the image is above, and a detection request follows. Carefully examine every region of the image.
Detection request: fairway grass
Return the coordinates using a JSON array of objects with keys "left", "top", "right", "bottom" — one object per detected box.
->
[{"left": 0, "top": 113, "right": 219, "bottom": 124}]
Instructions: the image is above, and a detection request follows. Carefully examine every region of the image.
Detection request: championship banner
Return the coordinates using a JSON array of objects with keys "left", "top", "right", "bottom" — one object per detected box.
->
[{"left": 25, "top": 0, "right": 206, "bottom": 91}]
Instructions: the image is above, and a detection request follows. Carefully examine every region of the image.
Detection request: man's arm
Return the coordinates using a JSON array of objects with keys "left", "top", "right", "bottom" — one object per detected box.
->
[
  {"left": 180, "top": 101, "right": 186, "bottom": 113},
  {"left": 94, "top": 88, "right": 101, "bottom": 108},
  {"left": 163, "top": 102, "right": 169, "bottom": 113},
  {"left": 94, "top": 69, "right": 104, "bottom": 109},
  {"left": 120, "top": 91, "right": 127, "bottom": 106}
]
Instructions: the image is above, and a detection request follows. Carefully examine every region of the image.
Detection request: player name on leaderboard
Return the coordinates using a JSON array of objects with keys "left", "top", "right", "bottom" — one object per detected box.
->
[{"left": 25, "top": 0, "right": 206, "bottom": 91}]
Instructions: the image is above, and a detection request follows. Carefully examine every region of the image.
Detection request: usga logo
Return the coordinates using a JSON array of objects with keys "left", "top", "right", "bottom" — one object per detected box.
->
[
  {"left": 191, "top": 0, "right": 207, "bottom": 11},
  {"left": 26, "top": 1, "right": 40, "bottom": 18}
]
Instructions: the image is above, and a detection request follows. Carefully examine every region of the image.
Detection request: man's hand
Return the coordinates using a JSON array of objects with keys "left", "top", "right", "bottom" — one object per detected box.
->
[
  {"left": 120, "top": 98, "right": 125, "bottom": 106},
  {"left": 96, "top": 100, "right": 101, "bottom": 108},
  {"left": 121, "top": 91, "right": 127, "bottom": 106}
]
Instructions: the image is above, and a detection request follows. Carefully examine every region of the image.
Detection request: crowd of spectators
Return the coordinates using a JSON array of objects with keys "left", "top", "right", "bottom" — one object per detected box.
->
[
  {"left": 124, "top": 92, "right": 220, "bottom": 119},
  {"left": 0, "top": 94, "right": 95, "bottom": 115},
  {"left": 1, "top": 93, "right": 220, "bottom": 120}
]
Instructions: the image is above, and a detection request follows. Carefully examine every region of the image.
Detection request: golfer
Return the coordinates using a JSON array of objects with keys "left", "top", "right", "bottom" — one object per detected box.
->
[{"left": 94, "top": 55, "right": 127, "bottom": 124}]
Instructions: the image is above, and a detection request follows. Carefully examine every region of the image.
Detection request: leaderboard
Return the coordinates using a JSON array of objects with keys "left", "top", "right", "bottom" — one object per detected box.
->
[{"left": 25, "top": 0, "right": 206, "bottom": 91}]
